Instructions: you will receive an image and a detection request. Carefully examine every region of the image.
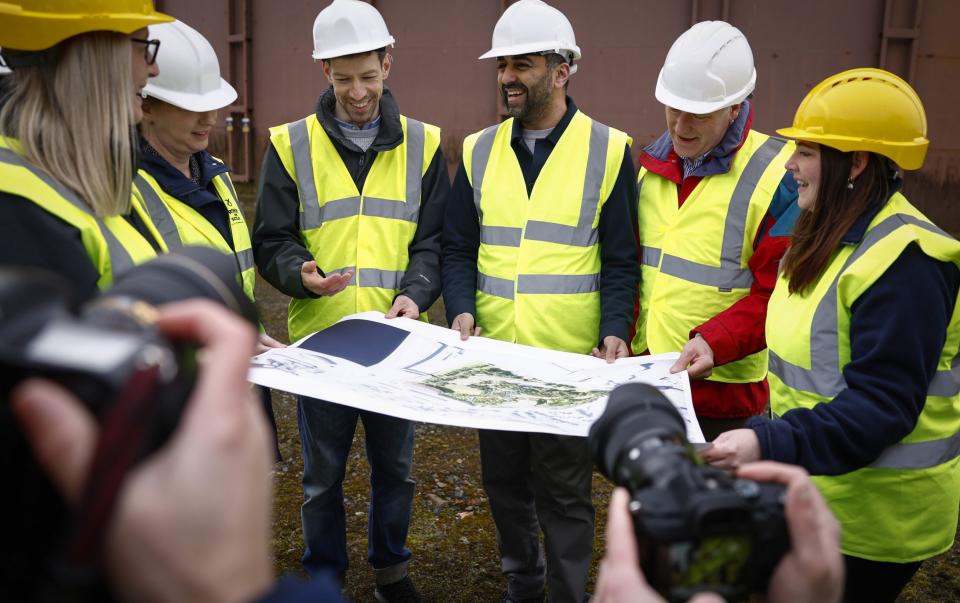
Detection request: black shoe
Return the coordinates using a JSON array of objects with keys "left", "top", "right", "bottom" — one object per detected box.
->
[
  {"left": 374, "top": 575, "right": 423, "bottom": 603},
  {"left": 501, "top": 591, "right": 545, "bottom": 603}
]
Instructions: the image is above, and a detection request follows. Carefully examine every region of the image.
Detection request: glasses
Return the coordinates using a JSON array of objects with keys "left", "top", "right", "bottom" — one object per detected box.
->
[{"left": 130, "top": 37, "right": 161, "bottom": 65}]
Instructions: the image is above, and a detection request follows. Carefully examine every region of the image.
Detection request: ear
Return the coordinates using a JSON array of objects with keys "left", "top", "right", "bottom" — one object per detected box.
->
[
  {"left": 381, "top": 53, "right": 393, "bottom": 80},
  {"left": 321, "top": 59, "right": 334, "bottom": 84},
  {"left": 553, "top": 61, "right": 570, "bottom": 90},
  {"left": 850, "top": 151, "right": 869, "bottom": 180},
  {"left": 728, "top": 103, "right": 741, "bottom": 123}
]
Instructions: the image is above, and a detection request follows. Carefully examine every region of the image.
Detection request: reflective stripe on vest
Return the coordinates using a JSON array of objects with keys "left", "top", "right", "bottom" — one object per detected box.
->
[
  {"left": 640, "top": 136, "right": 786, "bottom": 290},
  {"left": 0, "top": 146, "right": 137, "bottom": 279},
  {"left": 291, "top": 117, "right": 426, "bottom": 231},
  {"left": 134, "top": 173, "right": 183, "bottom": 248},
  {"left": 471, "top": 120, "right": 608, "bottom": 251},
  {"left": 768, "top": 213, "right": 960, "bottom": 470},
  {"left": 465, "top": 111, "right": 628, "bottom": 354},
  {"left": 276, "top": 114, "right": 439, "bottom": 341},
  {"left": 133, "top": 169, "right": 256, "bottom": 301}
]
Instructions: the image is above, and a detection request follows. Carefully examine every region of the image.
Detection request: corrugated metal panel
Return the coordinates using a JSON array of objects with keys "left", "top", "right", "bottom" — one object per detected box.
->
[{"left": 155, "top": 0, "right": 960, "bottom": 217}]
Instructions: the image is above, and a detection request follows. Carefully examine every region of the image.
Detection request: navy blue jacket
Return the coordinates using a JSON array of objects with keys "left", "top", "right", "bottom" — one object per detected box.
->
[
  {"left": 748, "top": 195, "right": 960, "bottom": 475},
  {"left": 138, "top": 141, "right": 234, "bottom": 247},
  {"left": 442, "top": 97, "right": 640, "bottom": 344}
]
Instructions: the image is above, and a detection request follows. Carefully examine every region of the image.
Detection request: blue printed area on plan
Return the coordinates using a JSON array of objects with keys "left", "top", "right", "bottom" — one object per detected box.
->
[{"left": 298, "top": 319, "right": 410, "bottom": 366}]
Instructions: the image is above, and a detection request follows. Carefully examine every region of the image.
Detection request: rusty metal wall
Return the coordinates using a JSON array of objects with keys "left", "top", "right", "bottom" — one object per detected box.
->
[{"left": 154, "top": 0, "right": 960, "bottom": 188}]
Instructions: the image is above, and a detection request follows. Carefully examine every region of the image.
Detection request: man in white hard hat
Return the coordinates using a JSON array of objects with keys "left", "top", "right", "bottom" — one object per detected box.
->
[
  {"left": 632, "top": 21, "right": 799, "bottom": 440},
  {"left": 442, "top": 1, "right": 639, "bottom": 601},
  {"left": 252, "top": 1, "right": 449, "bottom": 600}
]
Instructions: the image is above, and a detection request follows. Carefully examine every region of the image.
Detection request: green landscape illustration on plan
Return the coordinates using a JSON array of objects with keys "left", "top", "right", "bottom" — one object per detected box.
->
[{"left": 421, "top": 362, "right": 606, "bottom": 408}]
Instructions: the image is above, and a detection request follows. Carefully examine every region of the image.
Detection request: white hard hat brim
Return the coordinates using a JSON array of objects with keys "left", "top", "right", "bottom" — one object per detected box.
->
[
  {"left": 654, "top": 69, "right": 755, "bottom": 114},
  {"left": 143, "top": 77, "right": 238, "bottom": 113},
  {"left": 312, "top": 36, "right": 395, "bottom": 61},
  {"left": 478, "top": 41, "right": 581, "bottom": 61}
]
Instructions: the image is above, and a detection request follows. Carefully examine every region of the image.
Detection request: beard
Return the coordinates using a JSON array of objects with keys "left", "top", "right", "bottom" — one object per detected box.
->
[{"left": 501, "top": 70, "right": 554, "bottom": 123}]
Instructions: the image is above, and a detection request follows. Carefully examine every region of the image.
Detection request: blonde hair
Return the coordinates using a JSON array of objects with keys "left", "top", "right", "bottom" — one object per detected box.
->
[{"left": 0, "top": 32, "right": 135, "bottom": 216}]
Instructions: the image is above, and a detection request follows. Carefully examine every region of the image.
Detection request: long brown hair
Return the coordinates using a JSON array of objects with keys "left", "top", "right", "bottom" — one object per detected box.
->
[
  {"left": 0, "top": 32, "right": 135, "bottom": 216},
  {"left": 781, "top": 146, "right": 893, "bottom": 294}
]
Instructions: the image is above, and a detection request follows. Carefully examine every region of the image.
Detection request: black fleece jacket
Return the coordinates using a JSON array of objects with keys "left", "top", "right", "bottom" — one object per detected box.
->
[{"left": 252, "top": 87, "right": 450, "bottom": 311}]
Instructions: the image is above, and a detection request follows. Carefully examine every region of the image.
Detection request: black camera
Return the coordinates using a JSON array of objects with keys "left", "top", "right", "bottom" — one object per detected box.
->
[
  {"left": 0, "top": 247, "right": 257, "bottom": 602},
  {"left": 589, "top": 383, "right": 790, "bottom": 603}
]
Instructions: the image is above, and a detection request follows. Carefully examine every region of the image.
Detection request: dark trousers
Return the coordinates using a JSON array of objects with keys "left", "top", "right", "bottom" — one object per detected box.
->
[
  {"left": 843, "top": 554, "right": 922, "bottom": 603},
  {"left": 479, "top": 429, "right": 594, "bottom": 603},
  {"left": 297, "top": 396, "right": 416, "bottom": 584}
]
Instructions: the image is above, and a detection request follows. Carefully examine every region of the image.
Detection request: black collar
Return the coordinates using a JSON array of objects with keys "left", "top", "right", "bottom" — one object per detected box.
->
[{"left": 509, "top": 95, "right": 579, "bottom": 147}]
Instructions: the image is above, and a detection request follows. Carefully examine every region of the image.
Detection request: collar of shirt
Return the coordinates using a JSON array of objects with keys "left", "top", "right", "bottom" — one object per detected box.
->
[
  {"left": 509, "top": 95, "right": 579, "bottom": 154},
  {"left": 640, "top": 100, "right": 753, "bottom": 181},
  {"left": 333, "top": 114, "right": 382, "bottom": 131}
]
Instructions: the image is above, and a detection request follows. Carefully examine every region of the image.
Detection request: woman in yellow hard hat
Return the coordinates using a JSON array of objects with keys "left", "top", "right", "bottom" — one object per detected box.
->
[
  {"left": 703, "top": 68, "right": 960, "bottom": 602},
  {"left": 0, "top": 0, "right": 172, "bottom": 302}
]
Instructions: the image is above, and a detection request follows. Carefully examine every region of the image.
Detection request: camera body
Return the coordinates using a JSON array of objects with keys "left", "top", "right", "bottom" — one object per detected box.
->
[{"left": 590, "top": 383, "right": 789, "bottom": 603}]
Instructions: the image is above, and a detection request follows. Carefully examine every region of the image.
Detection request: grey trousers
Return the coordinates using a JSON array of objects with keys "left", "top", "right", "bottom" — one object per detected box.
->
[{"left": 478, "top": 429, "right": 594, "bottom": 603}]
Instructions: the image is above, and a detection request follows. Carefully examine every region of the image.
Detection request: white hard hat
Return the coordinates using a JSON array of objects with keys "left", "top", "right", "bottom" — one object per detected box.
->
[
  {"left": 479, "top": 0, "right": 581, "bottom": 69},
  {"left": 142, "top": 20, "right": 237, "bottom": 112},
  {"left": 655, "top": 21, "right": 756, "bottom": 114},
  {"left": 312, "top": 0, "right": 395, "bottom": 61}
]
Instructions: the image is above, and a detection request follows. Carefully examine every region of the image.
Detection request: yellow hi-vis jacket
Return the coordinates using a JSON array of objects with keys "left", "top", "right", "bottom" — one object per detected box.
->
[
  {"left": 632, "top": 130, "right": 794, "bottom": 383},
  {"left": 767, "top": 192, "right": 960, "bottom": 562},
  {"left": 0, "top": 137, "right": 158, "bottom": 289},
  {"left": 462, "top": 111, "right": 631, "bottom": 354},
  {"left": 270, "top": 114, "right": 441, "bottom": 342},
  {"left": 132, "top": 167, "right": 256, "bottom": 302}
]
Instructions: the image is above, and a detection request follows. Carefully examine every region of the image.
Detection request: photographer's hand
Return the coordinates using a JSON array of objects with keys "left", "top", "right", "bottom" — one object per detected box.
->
[
  {"left": 12, "top": 300, "right": 274, "bottom": 603},
  {"left": 670, "top": 334, "right": 714, "bottom": 379},
  {"left": 700, "top": 428, "right": 761, "bottom": 470},
  {"left": 594, "top": 488, "right": 725, "bottom": 603},
  {"left": 737, "top": 462, "right": 843, "bottom": 603}
]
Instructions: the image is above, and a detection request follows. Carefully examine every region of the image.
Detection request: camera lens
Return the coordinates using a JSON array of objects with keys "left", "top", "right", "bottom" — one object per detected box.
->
[{"left": 589, "top": 383, "right": 687, "bottom": 483}]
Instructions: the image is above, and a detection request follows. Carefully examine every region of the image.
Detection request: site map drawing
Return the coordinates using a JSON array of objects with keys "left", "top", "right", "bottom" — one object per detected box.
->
[{"left": 249, "top": 312, "right": 703, "bottom": 441}]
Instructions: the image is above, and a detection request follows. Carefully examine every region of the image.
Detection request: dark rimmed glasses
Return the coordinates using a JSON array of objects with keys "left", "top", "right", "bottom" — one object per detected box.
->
[{"left": 130, "top": 37, "right": 161, "bottom": 65}]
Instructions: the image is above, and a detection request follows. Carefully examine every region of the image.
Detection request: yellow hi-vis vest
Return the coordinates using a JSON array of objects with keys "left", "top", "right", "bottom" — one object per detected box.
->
[
  {"left": 767, "top": 192, "right": 960, "bottom": 562},
  {"left": 462, "top": 111, "right": 631, "bottom": 354},
  {"left": 0, "top": 137, "right": 158, "bottom": 289},
  {"left": 632, "top": 130, "right": 794, "bottom": 383},
  {"left": 270, "top": 114, "right": 441, "bottom": 342},
  {"left": 132, "top": 167, "right": 256, "bottom": 302}
]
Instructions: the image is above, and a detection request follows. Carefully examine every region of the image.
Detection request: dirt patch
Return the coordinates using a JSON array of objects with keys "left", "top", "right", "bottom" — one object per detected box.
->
[{"left": 238, "top": 183, "right": 958, "bottom": 602}]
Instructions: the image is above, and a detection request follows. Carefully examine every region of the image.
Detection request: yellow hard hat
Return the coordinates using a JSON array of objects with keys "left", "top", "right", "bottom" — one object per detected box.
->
[
  {"left": 776, "top": 68, "right": 928, "bottom": 170},
  {"left": 0, "top": 0, "right": 172, "bottom": 51}
]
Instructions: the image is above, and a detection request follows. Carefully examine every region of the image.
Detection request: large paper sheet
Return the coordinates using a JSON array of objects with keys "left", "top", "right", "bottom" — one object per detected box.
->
[{"left": 249, "top": 312, "right": 703, "bottom": 442}]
